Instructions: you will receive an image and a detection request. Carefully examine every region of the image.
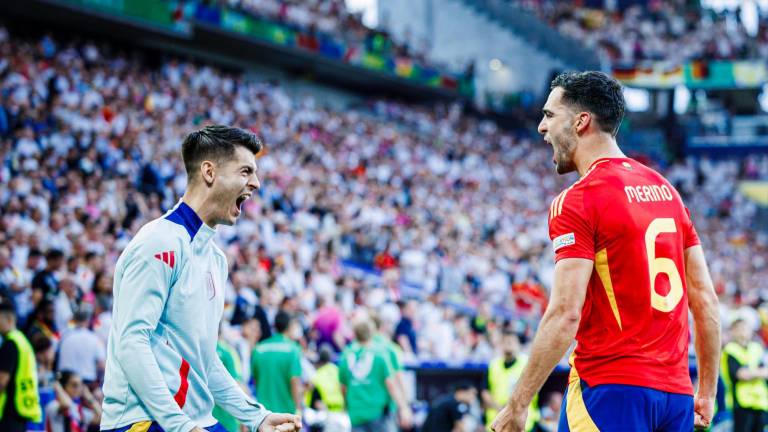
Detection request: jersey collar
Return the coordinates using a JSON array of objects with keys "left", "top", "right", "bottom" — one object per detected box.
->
[
  {"left": 583, "top": 157, "right": 623, "bottom": 177},
  {"left": 166, "top": 200, "right": 216, "bottom": 246}
]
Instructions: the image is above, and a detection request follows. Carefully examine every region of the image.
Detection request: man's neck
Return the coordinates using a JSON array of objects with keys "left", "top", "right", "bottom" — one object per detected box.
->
[
  {"left": 181, "top": 189, "right": 216, "bottom": 228},
  {"left": 573, "top": 135, "right": 625, "bottom": 177}
]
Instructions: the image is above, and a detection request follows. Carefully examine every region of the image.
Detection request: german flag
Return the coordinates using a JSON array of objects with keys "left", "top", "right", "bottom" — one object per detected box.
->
[
  {"left": 612, "top": 66, "right": 637, "bottom": 81},
  {"left": 690, "top": 60, "right": 710, "bottom": 79}
]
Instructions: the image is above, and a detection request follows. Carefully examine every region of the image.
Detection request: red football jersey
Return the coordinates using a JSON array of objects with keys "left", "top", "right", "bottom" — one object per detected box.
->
[{"left": 548, "top": 157, "right": 700, "bottom": 395}]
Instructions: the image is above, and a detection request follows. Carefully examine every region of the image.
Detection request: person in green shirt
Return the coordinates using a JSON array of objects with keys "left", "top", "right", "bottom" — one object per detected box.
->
[
  {"left": 371, "top": 313, "right": 406, "bottom": 426},
  {"left": 339, "top": 317, "right": 412, "bottom": 432},
  {"left": 251, "top": 310, "right": 303, "bottom": 415},
  {"left": 213, "top": 335, "right": 244, "bottom": 432}
]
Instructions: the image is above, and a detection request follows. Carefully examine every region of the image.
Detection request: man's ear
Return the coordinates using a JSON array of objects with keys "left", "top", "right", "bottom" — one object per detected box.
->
[
  {"left": 574, "top": 112, "right": 592, "bottom": 135},
  {"left": 200, "top": 160, "right": 216, "bottom": 185}
]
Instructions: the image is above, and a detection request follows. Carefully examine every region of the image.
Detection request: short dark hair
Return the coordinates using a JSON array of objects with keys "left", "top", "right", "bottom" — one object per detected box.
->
[
  {"left": 31, "top": 334, "right": 53, "bottom": 353},
  {"left": 58, "top": 370, "right": 78, "bottom": 387},
  {"left": 181, "top": 125, "right": 263, "bottom": 180},
  {"left": 274, "top": 310, "right": 292, "bottom": 333},
  {"left": 452, "top": 380, "right": 475, "bottom": 393},
  {"left": 0, "top": 297, "right": 15, "bottom": 317},
  {"left": 550, "top": 71, "right": 625, "bottom": 136},
  {"left": 46, "top": 249, "right": 64, "bottom": 261}
]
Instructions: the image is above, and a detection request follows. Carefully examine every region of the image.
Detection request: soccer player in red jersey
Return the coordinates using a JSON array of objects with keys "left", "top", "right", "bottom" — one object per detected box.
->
[{"left": 491, "top": 72, "right": 721, "bottom": 432}]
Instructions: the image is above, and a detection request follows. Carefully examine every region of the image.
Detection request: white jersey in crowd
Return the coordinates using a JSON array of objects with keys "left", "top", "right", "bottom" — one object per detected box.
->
[{"left": 100, "top": 201, "right": 271, "bottom": 432}]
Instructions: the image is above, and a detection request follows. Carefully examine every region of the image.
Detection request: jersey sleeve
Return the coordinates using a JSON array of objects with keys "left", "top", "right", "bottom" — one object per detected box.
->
[
  {"left": 207, "top": 352, "right": 271, "bottom": 430},
  {"left": 683, "top": 207, "right": 700, "bottom": 249},
  {"left": 549, "top": 187, "right": 596, "bottom": 262}
]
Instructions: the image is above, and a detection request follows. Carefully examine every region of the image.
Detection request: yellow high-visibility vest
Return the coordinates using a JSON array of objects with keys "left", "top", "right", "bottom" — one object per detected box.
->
[
  {"left": 486, "top": 355, "right": 539, "bottom": 432},
  {"left": 722, "top": 341, "right": 768, "bottom": 411},
  {"left": 312, "top": 363, "right": 345, "bottom": 412},
  {"left": 0, "top": 330, "right": 42, "bottom": 422}
]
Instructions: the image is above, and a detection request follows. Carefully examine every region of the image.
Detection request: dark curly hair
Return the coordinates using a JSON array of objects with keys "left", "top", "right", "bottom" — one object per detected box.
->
[{"left": 551, "top": 71, "right": 625, "bottom": 136}]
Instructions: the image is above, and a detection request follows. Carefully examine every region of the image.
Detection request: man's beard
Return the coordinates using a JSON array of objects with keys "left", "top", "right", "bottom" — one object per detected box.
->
[{"left": 554, "top": 136, "right": 577, "bottom": 175}]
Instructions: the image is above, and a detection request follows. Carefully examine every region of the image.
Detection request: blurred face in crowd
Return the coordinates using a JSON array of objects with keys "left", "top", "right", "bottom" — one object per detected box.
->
[
  {"left": 203, "top": 145, "right": 260, "bottom": 226},
  {"left": 501, "top": 333, "right": 520, "bottom": 361},
  {"left": 731, "top": 320, "right": 752, "bottom": 346},
  {"left": 455, "top": 386, "right": 478, "bottom": 405},
  {"left": 538, "top": 87, "right": 578, "bottom": 175},
  {"left": 0, "top": 312, "right": 15, "bottom": 335},
  {"left": 60, "top": 278, "right": 77, "bottom": 298},
  {"left": 64, "top": 374, "right": 84, "bottom": 399},
  {"left": 48, "top": 254, "right": 65, "bottom": 271},
  {"left": 0, "top": 246, "right": 10, "bottom": 268}
]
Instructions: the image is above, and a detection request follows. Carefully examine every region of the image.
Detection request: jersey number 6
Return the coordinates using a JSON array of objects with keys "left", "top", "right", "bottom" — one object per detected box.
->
[{"left": 645, "top": 218, "right": 684, "bottom": 313}]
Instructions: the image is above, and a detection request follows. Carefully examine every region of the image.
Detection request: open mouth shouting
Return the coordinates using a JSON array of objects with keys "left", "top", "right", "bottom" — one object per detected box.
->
[{"left": 233, "top": 192, "right": 251, "bottom": 217}]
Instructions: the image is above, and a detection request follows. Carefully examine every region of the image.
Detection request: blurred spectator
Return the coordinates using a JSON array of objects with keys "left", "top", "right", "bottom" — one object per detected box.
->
[
  {"left": 482, "top": 330, "right": 538, "bottom": 431},
  {"left": 312, "top": 295, "right": 345, "bottom": 353},
  {"left": 213, "top": 330, "right": 245, "bottom": 432},
  {"left": 722, "top": 318, "right": 768, "bottom": 432},
  {"left": 0, "top": 298, "right": 41, "bottom": 432},
  {"left": 421, "top": 381, "right": 478, "bottom": 432},
  {"left": 44, "top": 370, "right": 101, "bottom": 432},
  {"left": 394, "top": 300, "right": 418, "bottom": 356},
  {"left": 305, "top": 345, "right": 346, "bottom": 432},
  {"left": 52, "top": 276, "right": 77, "bottom": 332},
  {"left": 31, "top": 334, "right": 55, "bottom": 389},
  {"left": 31, "top": 249, "right": 64, "bottom": 299},
  {"left": 57, "top": 308, "right": 105, "bottom": 389},
  {"left": 251, "top": 310, "right": 303, "bottom": 414},
  {"left": 24, "top": 299, "right": 58, "bottom": 344},
  {"left": 534, "top": 391, "right": 563, "bottom": 432},
  {"left": 339, "top": 317, "right": 412, "bottom": 432}
]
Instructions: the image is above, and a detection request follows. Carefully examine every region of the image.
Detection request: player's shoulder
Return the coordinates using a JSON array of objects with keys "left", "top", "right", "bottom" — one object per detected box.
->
[
  {"left": 549, "top": 159, "right": 609, "bottom": 220},
  {"left": 121, "top": 214, "right": 191, "bottom": 262}
]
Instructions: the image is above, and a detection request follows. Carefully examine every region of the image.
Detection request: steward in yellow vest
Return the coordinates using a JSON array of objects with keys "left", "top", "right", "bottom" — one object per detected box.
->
[
  {"left": 0, "top": 299, "right": 41, "bottom": 432},
  {"left": 721, "top": 319, "right": 768, "bottom": 432},
  {"left": 482, "top": 331, "right": 539, "bottom": 432},
  {"left": 307, "top": 347, "right": 345, "bottom": 413}
]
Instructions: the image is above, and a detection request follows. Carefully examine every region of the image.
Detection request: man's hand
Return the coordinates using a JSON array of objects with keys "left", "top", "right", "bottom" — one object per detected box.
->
[
  {"left": 490, "top": 404, "right": 527, "bottom": 432},
  {"left": 398, "top": 406, "right": 413, "bottom": 429},
  {"left": 693, "top": 397, "right": 714, "bottom": 429},
  {"left": 258, "top": 413, "right": 302, "bottom": 432}
]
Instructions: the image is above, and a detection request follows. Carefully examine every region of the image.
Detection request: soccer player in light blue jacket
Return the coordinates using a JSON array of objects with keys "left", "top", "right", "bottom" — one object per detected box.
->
[{"left": 100, "top": 126, "right": 301, "bottom": 432}]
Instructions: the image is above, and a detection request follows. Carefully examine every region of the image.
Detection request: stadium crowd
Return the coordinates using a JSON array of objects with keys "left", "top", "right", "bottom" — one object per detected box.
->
[
  {"left": 215, "top": 0, "right": 431, "bottom": 66},
  {"left": 0, "top": 25, "right": 767, "bottom": 431},
  {"left": 517, "top": 0, "right": 768, "bottom": 65}
]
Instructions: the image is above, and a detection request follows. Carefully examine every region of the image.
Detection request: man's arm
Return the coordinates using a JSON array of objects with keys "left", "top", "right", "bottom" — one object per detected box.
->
[
  {"left": 506, "top": 257, "right": 592, "bottom": 409},
  {"left": 207, "top": 354, "right": 272, "bottom": 431},
  {"left": 113, "top": 252, "right": 195, "bottom": 432},
  {"left": 0, "top": 371, "right": 9, "bottom": 394},
  {"left": 290, "top": 377, "right": 303, "bottom": 414},
  {"left": 685, "top": 245, "right": 721, "bottom": 400},
  {"left": 0, "top": 339, "right": 17, "bottom": 396},
  {"left": 729, "top": 355, "right": 768, "bottom": 381}
]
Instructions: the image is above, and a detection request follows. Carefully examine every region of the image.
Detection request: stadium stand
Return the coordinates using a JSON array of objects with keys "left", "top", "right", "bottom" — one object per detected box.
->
[
  {"left": 511, "top": 0, "right": 768, "bottom": 65},
  {"left": 1, "top": 1, "right": 768, "bottom": 430}
]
